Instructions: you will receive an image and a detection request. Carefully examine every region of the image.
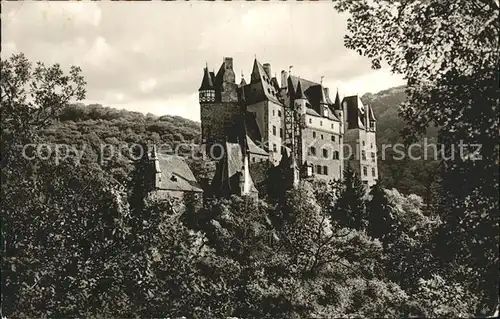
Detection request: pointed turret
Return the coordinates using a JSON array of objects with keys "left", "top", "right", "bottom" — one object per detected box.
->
[
  {"left": 199, "top": 66, "right": 215, "bottom": 103},
  {"left": 239, "top": 72, "right": 247, "bottom": 87},
  {"left": 333, "top": 89, "right": 341, "bottom": 110},
  {"left": 294, "top": 79, "right": 307, "bottom": 100},
  {"left": 199, "top": 66, "right": 214, "bottom": 91}
]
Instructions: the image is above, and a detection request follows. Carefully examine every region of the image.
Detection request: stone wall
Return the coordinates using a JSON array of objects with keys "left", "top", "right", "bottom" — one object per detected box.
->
[{"left": 200, "top": 102, "right": 242, "bottom": 158}]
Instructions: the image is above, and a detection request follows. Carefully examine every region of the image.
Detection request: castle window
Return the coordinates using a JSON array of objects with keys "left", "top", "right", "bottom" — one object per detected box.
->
[
  {"left": 278, "top": 110, "right": 281, "bottom": 117},
  {"left": 280, "top": 128, "right": 283, "bottom": 138},
  {"left": 313, "top": 131, "right": 316, "bottom": 138},
  {"left": 252, "top": 157, "right": 256, "bottom": 163},
  {"left": 333, "top": 151, "right": 339, "bottom": 160},
  {"left": 272, "top": 125, "right": 277, "bottom": 136},
  {"left": 273, "top": 109, "right": 275, "bottom": 116},
  {"left": 362, "top": 150, "right": 366, "bottom": 161},
  {"left": 268, "top": 88, "right": 271, "bottom": 94},
  {"left": 331, "top": 123, "right": 334, "bottom": 129},
  {"left": 331, "top": 135, "right": 335, "bottom": 142},
  {"left": 322, "top": 149, "right": 328, "bottom": 158},
  {"left": 321, "top": 134, "right": 324, "bottom": 140},
  {"left": 310, "top": 146, "right": 316, "bottom": 156},
  {"left": 370, "top": 143, "right": 373, "bottom": 149},
  {"left": 372, "top": 167, "right": 376, "bottom": 177},
  {"left": 320, "top": 120, "right": 323, "bottom": 126},
  {"left": 371, "top": 152, "right": 376, "bottom": 161},
  {"left": 273, "top": 144, "right": 277, "bottom": 152},
  {"left": 309, "top": 118, "right": 312, "bottom": 124},
  {"left": 362, "top": 141, "right": 366, "bottom": 147},
  {"left": 323, "top": 166, "right": 328, "bottom": 175},
  {"left": 306, "top": 164, "right": 313, "bottom": 177},
  {"left": 363, "top": 166, "right": 368, "bottom": 176},
  {"left": 316, "top": 165, "right": 322, "bottom": 174}
]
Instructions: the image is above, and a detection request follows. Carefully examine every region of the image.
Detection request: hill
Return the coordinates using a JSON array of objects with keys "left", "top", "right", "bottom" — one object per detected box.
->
[{"left": 360, "top": 86, "right": 439, "bottom": 204}]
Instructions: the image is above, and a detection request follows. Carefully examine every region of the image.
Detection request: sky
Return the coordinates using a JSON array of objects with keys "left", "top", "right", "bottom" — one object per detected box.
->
[{"left": 2, "top": 1, "right": 405, "bottom": 122}]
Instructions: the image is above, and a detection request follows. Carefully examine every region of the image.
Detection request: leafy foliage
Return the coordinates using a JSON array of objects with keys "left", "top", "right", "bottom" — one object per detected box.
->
[{"left": 334, "top": 0, "right": 499, "bottom": 312}]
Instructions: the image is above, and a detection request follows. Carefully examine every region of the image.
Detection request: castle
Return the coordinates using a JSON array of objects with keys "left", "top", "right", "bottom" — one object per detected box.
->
[{"left": 199, "top": 57, "right": 378, "bottom": 197}]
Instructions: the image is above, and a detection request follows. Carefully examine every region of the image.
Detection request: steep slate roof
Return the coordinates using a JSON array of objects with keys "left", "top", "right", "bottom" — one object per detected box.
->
[
  {"left": 248, "top": 59, "right": 281, "bottom": 104},
  {"left": 212, "top": 142, "right": 258, "bottom": 194},
  {"left": 157, "top": 155, "right": 203, "bottom": 193},
  {"left": 333, "top": 90, "right": 342, "bottom": 110},
  {"left": 199, "top": 67, "right": 215, "bottom": 90},
  {"left": 246, "top": 136, "right": 268, "bottom": 156},
  {"left": 306, "top": 108, "right": 320, "bottom": 116},
  {"left": 288, "top": 75, "right": 339, "bottom": 121},
  {"left": 244, "top": 111, "right": 262, "bottom": 143}
]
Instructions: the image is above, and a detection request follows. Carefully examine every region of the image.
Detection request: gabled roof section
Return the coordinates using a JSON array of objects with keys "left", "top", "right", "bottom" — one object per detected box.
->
[
  {"left": 199, "top": 67, "right": 215, "bottom": 91},
  {"left": 246, "top": 136, "right": 268, "bottom": 156},
  {"left": 306, "top": 107, "right": 320, "bottom": 116},
  {"left": 248, "top": 58, "right": 281, "bottom": 104},
  {"left": 157, "top": 155, "right": 203, "bottom": 193}
]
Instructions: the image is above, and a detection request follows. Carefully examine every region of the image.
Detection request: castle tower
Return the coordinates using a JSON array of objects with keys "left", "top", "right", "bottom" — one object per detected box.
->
[{"left": 199, "top": 58, "right": 242, "bottom": 159}]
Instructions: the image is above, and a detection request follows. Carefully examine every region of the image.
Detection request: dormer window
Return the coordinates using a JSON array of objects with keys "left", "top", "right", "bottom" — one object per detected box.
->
[{"left": 323, "top": 108, "right": 328, "bottom": 117}]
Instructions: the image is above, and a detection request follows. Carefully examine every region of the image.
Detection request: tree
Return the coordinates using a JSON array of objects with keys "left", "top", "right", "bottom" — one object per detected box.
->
[
  {"left": 331, "top": 165, "right": 367, "bottom": 230},
  {"left": 1, "top": 158, "right": 132, "bottom": 318},
  {"left": 366, "top": 182, "right": 393, "bottom": 244},
  {"left": 333, "top": 0, "right": 499, "bottom": 312},
  {"left": 1, "top": 53, "right": 86, "bottom": 167}
]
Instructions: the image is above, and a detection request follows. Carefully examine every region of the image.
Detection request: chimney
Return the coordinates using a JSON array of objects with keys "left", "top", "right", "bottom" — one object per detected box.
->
[
  {"left": 281, "top": 70, "right": 288, "bottom": 89},
  {"left": 263, "top": 63, "right": 271, "bottom": 77},
  {"left": 224, "top": 57, "right": 233, "bottom": 70},
  {"left": 324, "top": 87, "right": 330, "bottom": 100}
]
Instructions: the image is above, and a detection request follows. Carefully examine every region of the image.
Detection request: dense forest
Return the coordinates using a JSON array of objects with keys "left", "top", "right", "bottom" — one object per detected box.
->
[{"left": 2, "top": 1, "right": 498, "bottom": 317}]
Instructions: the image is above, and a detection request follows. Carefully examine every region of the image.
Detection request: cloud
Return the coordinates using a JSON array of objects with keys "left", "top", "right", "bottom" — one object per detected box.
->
[
  {"left": 2, "top": 1, "right": 404, "bottom": 121},
  {"left": 139, "top": 78, "right": 158, "bottom": 94}
]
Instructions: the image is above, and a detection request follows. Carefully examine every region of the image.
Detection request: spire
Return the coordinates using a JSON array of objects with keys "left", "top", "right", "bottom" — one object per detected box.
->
[
  {"left": 334, "top": 88, "right": 341, "bottom": 110},
  {"left": 287, "top": 75, "right": 295, "bottom": 97},
  {"left": 240, "top": 70, "right": 247, "bottom": 86},
  {"left": 294, "top": 79, "right": 307, "bottom": 100},
  {"left": 199, "top": 66, "right": 214, "bottom": 91}
]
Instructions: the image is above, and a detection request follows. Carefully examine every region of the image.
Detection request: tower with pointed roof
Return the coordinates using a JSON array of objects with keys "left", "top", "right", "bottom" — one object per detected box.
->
[
  {"left": 199, "top": 65, "right": 215, "bottom": 103},
  {"left": 199, "top": 57, "right": 244, "bottom": 160},
  {"left": 341, "top": 95, "right": 378, "bottom": 188}
]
